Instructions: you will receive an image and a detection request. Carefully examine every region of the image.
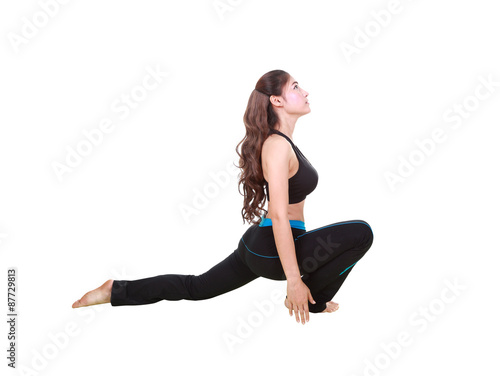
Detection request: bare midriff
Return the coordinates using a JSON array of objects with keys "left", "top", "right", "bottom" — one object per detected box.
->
[{"left": 265, "top": 199, "right": 305, "bottom": 223}]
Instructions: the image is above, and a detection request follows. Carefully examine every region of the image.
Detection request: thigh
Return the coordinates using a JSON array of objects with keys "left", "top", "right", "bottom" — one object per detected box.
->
[
  {"left": 237, "top": 225, "right": 305, "bottom": 281},
  {"left": 295, "top": 219, "right": 374, "bottom": 276}
]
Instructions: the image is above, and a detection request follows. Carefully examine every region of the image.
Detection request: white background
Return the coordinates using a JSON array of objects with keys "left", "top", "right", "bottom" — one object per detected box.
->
[{"left": 1, "top": 0, "right": 499, "bottom": 375}]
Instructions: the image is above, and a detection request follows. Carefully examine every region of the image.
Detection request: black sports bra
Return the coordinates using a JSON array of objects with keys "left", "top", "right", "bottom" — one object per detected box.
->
[{"left": 263, "top": 129, "right": 319, "bottom": 204}]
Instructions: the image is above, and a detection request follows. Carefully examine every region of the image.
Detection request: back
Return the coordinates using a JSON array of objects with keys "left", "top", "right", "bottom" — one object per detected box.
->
[{"left": 262, "top": 129, "right": 318, "bottom": 204}]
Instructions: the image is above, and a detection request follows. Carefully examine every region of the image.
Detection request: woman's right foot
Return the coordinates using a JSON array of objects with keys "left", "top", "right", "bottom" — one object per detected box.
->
[
  {"left": 284, "top": 297, "right": 339, "bottom": 313},
  {"left": 72, "top": 279, "right": 114, "bottom": 308},
  {"left": 322, "top": 301, "right": 339, "bottom": 313}
]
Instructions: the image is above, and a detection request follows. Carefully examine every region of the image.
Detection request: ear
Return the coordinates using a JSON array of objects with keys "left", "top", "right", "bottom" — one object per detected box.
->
[{"left": 270, "top": 95, "right": 283, "bottom": 107}]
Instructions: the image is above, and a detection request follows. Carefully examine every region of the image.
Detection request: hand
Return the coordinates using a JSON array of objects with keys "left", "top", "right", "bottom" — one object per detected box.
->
[{"left": 286, "top": 278, "right": 316, "bottom": 324}]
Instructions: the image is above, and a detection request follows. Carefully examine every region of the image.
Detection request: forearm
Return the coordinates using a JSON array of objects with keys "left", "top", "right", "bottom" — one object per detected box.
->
[{"left": 272, "top": 218, "right": 301, "bottom": 282}]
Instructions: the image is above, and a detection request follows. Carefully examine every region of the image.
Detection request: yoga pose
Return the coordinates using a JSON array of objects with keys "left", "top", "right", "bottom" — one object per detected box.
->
[{"left": 72, "top": 69, "right": 374, "bottom": 325}]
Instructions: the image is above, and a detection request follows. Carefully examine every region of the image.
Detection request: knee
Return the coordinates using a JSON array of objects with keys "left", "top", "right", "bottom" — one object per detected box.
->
[
  {"left": 364, "top": 227, "right": 374, "bottom": 251},
  {"left": 358, "top": 221, "right": 374, "bottom": 251}
]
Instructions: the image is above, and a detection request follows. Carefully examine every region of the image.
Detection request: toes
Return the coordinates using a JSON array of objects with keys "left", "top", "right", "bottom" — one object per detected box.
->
[
  {"left": 324, "top": 302, "right": 340, "bottom": 312},
  {"left": 73, "top": 294, "right": 89, "bottom": 308}
]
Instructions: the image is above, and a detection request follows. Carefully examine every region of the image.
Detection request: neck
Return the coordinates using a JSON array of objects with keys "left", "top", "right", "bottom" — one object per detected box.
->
[{"left": 274, "top": 120, "right": 296, "bottom": 141}]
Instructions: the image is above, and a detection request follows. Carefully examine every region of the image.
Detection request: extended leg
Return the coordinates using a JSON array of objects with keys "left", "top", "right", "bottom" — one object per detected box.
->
[{"left": 111, "top": 249, "right": 259, "bottom": 306}]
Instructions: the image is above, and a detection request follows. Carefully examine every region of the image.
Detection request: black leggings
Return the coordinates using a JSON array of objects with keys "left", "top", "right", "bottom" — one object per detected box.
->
[{"left": 110, "top": 217, "right": 374, "bottom": 313}]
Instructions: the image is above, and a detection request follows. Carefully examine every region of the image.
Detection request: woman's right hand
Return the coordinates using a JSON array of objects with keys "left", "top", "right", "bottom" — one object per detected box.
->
[{"left": 286, "top": 278, "right": 316, "bottom": 324}]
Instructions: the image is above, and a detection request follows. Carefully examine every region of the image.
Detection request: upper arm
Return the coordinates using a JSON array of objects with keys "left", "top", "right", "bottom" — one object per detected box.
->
[{"left": 262, "top": 137, "right": 290, "bottom": 217}]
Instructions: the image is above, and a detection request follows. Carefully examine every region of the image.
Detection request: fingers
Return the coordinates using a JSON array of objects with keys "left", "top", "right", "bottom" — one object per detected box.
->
[
  {"left": 309, "top": 291, "right": 316, "bottom": 305},
  {"left": 287, "top": 297, "right": 311, "bottom": 324},
  {"left": 294, "top": 304, "right": 300, "bottom": 323},
  {"left": 300, "top": 305, "right": 309, "bottom": 324},
  {"left": 293, "top": 304, "right": 309, "bottom": 325}
]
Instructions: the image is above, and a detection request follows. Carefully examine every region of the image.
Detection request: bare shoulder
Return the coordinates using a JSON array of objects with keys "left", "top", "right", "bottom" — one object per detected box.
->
[
  {"left": 261, "top": 134, "right": 292, "bottom": 178},
  {"left": 262, "top": 133, "right": 291, "bottom": 159}
]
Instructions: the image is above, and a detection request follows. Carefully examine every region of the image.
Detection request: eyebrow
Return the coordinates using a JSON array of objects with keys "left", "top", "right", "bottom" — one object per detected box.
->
[{"left": 292, "top": 81, "right": 298, "bottom": 86}]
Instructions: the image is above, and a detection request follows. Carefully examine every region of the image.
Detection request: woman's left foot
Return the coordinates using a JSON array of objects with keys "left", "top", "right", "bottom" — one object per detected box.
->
[{"left": 72, "top": 279, "right": 114, "bottom": 308}]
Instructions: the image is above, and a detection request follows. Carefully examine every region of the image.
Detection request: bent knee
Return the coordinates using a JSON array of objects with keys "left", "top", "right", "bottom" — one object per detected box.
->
[{"left": 357, "top": 220, "right": 373, "bottom": 250}]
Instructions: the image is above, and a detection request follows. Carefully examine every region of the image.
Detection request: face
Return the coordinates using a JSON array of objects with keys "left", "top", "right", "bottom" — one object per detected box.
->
[{"left": 270, "top": 76, "right": 310, "bottom": 116}]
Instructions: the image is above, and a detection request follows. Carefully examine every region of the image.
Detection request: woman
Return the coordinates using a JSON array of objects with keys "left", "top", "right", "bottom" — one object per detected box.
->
[{"left": 72, "top": 69, "right": 374, "bottom": 325}]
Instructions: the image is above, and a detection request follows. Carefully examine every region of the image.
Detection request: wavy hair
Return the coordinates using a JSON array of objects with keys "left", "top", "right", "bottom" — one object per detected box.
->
[{"left": 235, "top": 69, "right": 291, "bottom": 225}]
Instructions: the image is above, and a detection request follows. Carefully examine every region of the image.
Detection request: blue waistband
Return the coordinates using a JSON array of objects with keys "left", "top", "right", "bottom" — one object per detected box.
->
[{"left": 259, "top": 215, "right": 306, "bottom": 230}]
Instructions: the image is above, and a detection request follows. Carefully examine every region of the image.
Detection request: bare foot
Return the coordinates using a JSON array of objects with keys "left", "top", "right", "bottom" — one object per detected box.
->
[
  {"left": 284, "top": 297, "right": 339, "bottom": 313},
  {"left": 322, "top": 301, "right": 339, "bottom": 313},
  {"left": 72, "top": 279, "right": 114, "bottom": 308}
]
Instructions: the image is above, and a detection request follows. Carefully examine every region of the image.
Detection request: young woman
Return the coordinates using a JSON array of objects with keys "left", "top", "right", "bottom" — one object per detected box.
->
[{"left": 72, "top": 69, "right": 374, "bottom": 325}]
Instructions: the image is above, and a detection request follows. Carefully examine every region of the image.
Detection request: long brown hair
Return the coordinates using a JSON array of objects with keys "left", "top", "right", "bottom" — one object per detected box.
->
[{"left": 235, "top": 69, "right": 291, "bottom": 225}]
